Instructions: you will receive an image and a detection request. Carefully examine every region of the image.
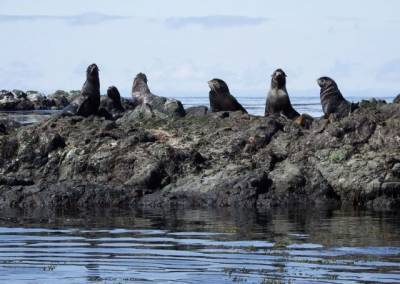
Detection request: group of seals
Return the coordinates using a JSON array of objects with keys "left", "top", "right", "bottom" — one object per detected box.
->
[
  {"left": 207, "top": 68, "right": 358, "bottom": 122},
  {"left": 63, "top": 63, "right": 357, "bottom": 124},
  {"left": 62, "top": 63, "right": 124, "bottom": 119}
]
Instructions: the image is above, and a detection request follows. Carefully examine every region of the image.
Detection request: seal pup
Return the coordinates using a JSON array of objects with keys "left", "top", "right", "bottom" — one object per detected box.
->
[
  {"left": 106, "top": 86, "right": 125, "bottom": 112},
  {"left": 131, "top": 73, "right": 185, "bottom": 117},
  {"left": 265, "top": 69, "right": 299, "bottom": 119},
  {"left": 317, "top": 77, "right": 358, "bottom": 119},
  {"left": 208, "top": 79, "right": 247, "bottom": 113},
  {"left": 62, "top": 63, "right": 100, "bottom": 117}
]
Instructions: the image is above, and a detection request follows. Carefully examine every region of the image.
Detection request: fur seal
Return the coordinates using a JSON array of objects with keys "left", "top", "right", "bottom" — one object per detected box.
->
[
  {"left": 207, "top": 79, "right": 247, "bottom": 113},
  {"left": 317, "top": 77, "right": 358, "bottom": 119},
  {"left": 62, "top": 63, "right": 100, "bottom": 117},
  {"left": 131, "top": 73, "right": 185, "bottom": 117},
  {"left": 132, "top": 73, "right": 150, "bottom": 97},
  {"left": 106, "top": 86, "right": 125, "bottom": 112},
  {"left": 265, "top": 69, "right": 299, "bottom": 119}
]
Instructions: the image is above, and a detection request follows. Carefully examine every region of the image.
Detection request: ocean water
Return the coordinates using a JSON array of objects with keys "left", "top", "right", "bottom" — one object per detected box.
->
[
  {"left": 0, "top": 95, "right": 395, "bottom": 125},
  {"left": 177, "top": 95, "right": 396, "bottom": 117},
  {"left": 0, "top": 208, "right": 399, "bottom": 283}
]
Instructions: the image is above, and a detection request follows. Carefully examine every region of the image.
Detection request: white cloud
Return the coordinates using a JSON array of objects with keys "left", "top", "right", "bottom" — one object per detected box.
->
[
  {"left": 0, "top": 13, "right": 130, "bottom": 26},
  {"left": 165, "top": 15, "right": 267, "bottom": 29}
]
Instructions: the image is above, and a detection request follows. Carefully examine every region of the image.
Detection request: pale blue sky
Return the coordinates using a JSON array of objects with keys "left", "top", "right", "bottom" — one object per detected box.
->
[{"left": 0, "top": 0, "right": 399, "bottom": 98}]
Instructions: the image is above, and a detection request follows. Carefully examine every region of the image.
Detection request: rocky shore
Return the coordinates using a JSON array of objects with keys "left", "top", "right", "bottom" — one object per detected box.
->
[
  {"left": 0, "top": 98, "right": 399, "bottom": 212},
  {"left": 0, "top": 89, "right": 135, "bottom": 112}
]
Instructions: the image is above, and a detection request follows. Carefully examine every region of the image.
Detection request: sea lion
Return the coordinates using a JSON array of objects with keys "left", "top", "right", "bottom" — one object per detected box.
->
[
  {"left": 62, "top": 63, "right": 100, "bottom": 117},
  {"left": 317, "top": 77, "right": 358, "bottom": 119},
  {"left": 131, "top": 73, "right": 185, "bottom": 117},
  {"left": 265, "top": 69, "right": 299, "bottom": 119},
  {"left": 208, "top": 79, "right": 247, "bottom": 113}
]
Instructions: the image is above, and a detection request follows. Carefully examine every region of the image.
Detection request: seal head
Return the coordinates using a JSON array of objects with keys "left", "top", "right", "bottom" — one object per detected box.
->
[
  {"left": 208, "top": 79, "right": 230, "bottom": 95},
  {"left": 86, "top": 64, "right": 99, "bottom": 84},
  {"left": 132, "top": 73, "right": 150, "bottom": 95},
  {"left": 271, "top": 68, "right": 287, "bottom": 89}
]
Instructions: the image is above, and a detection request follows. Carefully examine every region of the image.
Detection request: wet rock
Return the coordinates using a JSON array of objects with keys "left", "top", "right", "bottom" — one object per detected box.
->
[{"left": 359, "top": 98, "right": 387, "bottom": 108}]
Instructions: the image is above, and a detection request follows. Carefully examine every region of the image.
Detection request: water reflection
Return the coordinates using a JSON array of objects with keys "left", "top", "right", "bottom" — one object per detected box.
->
[
  {"left": 0, "top": 208, "right": 399, "bottom": 283},
  {"left": 0, "top": 110, "right": 58, "bottom": 124}
]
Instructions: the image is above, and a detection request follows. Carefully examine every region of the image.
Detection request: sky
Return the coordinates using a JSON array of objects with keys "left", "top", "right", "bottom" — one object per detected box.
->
[{"left": 0, "top": 0, "right": 399, "bottom": 98}]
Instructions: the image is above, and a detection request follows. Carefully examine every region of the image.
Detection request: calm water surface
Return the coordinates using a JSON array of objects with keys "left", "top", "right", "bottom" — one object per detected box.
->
[
  {"left": 0, "top": 208, "right": 399, "bottom": 283},
  {"left": 2, "top": 95, "right": 395, "bottom": 124}
]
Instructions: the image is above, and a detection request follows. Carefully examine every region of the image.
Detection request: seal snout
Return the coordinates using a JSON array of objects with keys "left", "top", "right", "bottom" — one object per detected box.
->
[{"left": 272, "top": 69, "right": 286, "bottom": 79}]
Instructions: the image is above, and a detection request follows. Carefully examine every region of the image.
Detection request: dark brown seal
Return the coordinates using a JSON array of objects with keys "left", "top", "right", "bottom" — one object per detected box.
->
[
  {"left": 317, "top": 77, "right": 358, "bottom": 119},
  {"left": 265, "top": 69, "right": 299, "bottom": 119},
  {"left": 106, "top": 86, "right": 124, "bottom": 112},
  {"left": 62, "top": 63, "right": 100, "bottom": 117},
  {"left": 208, "top": 79, "right": 247, "bottom": 113}
]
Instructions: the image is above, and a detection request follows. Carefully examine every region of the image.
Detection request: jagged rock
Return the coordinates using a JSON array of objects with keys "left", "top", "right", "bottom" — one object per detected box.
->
[
  {"left": 185, "top": 106, "right": 208, "bottom": 117},
  {"left": 0, "top": 89, "right": 78, "bottom": 111},
  {"left": 394, "top": 94, "right": 400, "bottom": 104},
  {"left": 0, "top": 103, "right": 399, "bottom": 211}
]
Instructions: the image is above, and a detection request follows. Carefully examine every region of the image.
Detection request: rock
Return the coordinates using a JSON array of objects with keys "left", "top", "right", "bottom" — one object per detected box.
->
[
  {"left": 0, "top": 89, "right": 78, "bottom": 111},
  {"left": 359, "top": 98, "right": 387, "bottom": 108},
  {"left": 0, "top": 102, "right": 399, "bottom": 212},
  {"left": 0, "top": 117, "right": 21, "bottom": 135},
  {"left": 48, "top": 90, "right": 76, "bottom": 109},
  {"left": 394, "top": 94, "right": 400, "bottom": 104},
  {"left": 185, "top": 106, "right": 208, "bottom": 117}
]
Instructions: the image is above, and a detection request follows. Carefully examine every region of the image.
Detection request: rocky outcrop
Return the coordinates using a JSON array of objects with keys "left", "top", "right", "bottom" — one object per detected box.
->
[
  {"left": 0, "top": 116, "right": 20, "bottom": 135},
  {"left": 0, "top": 90, "right": 77, "bottom": 111},
  {"left": 394, "top": 94, "right": 400, "bottom": 104},
  {"left": 0, "top": 89, "right": 138, "bottom": 114},
  {"left": 0, "top": 102, "right": 399, "bottom": 212}
]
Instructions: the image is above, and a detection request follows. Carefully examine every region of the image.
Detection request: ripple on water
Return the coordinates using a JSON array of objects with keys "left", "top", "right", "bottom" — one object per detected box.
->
[{"left": 0, "top": 208, "right": 399, "bottom": 283}]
